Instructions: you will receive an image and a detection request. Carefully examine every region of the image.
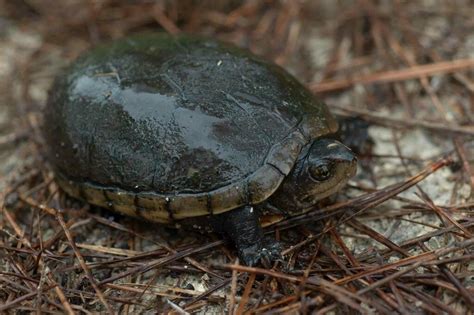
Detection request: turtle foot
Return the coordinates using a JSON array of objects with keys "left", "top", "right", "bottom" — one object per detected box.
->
[
  {"left": 210, "top": 206, "right": 282, "bottom": 266},
  {"left": 238, "top": 237, "right": 282, "bottom": 267}
]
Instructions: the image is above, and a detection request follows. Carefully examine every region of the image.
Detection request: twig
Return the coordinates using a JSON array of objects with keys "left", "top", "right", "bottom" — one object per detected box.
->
[
  {"left": 235, "top": 272, "right": 256, "bottom": 314},
  {"left": 55, "top": 211, "right": 115, "bottom": 315},
  {"left": 333, "top": 106, "right": 474, "bottom": 137},
  {"left": 311, "top": 58, "right": 474, "bottom": 92}
]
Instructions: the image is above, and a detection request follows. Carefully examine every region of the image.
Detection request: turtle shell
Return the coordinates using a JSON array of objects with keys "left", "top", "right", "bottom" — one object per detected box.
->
[{"left": 44, "top": 33, "right": 338, "bottom": 222}]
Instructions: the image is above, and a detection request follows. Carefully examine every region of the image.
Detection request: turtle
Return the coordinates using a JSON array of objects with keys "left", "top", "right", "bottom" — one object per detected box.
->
[{"left": 43, "top": 33, "right": 357, "bottom": 265}]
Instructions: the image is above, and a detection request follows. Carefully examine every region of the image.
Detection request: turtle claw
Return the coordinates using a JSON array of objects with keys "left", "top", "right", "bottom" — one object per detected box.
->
[
  {"left": 210, "top": 206, "right": 283, "bottom": 266},
  {"left": 238, "top": 238, "right": 282, "bottom": 267}
]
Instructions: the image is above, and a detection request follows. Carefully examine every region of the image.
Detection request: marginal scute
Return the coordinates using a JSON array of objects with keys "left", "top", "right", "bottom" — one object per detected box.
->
[
  {"left": 135, "top": 193, "right": 170, "bottom": 222},
  {"left": 170, "top": 194, "right": 209, "bottom": 219},
  {"left": 265, "top": 131, "right": 306, "bottom": 175},
  {"left": 136, "top": 207, "right": 171, "bottom": 224},
  {"left": 209, "top": 184, "right": 247, "bottom": 214},
  {"left": 300, "top": 108, "right": 338, "bottom": 140},
  {"left": 247, "top": 164, "right": 285, "bottom": 204},
  {"left": 112, "top": 204, "right": 136, "bottom": 217},
  {"left": 104, "top": 188, "right": 136, "bottom": 216},
  {"left": 105, "top": 189, "right": 134, "bottom": 205},
  {"left": 82, "top": 185, "right": 109, "bottom": 208},
  {"left": 55, "top": 175, "right": 82, "bottom": 201}
]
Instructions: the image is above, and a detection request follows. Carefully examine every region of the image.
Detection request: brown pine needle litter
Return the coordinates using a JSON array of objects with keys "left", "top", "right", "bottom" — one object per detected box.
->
[{"left": 0, "top": 1, "right": 473, "bottom": 314}]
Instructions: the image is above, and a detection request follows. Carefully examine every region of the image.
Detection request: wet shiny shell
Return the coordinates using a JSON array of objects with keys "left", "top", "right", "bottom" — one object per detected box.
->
[{"left": 44, "top": 33, "right": 338, "bottom": 223}]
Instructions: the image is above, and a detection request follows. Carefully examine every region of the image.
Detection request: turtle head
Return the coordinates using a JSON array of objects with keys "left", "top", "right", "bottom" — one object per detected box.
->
[{"left": 270, "top": 138, "right": 357, "bottom": 212}]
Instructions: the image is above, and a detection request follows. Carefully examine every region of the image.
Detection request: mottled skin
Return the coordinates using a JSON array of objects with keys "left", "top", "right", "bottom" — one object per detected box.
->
[{"left": 44, "top": 33, "right": 357, "bottom": 265}]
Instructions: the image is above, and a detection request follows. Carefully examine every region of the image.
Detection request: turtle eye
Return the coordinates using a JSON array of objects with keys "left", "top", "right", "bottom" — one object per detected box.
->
[{"left": 309, "top": 164, "right": 332, "bottom": 181}]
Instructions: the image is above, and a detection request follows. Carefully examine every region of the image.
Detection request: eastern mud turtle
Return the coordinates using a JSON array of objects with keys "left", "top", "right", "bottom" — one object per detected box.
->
[{"left": 44, "top": 33, "right": 357, "bottom": 265}]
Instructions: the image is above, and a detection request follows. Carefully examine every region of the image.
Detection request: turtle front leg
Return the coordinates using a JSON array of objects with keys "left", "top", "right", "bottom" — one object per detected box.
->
[{"left": 211, "top": 206, "right": 281, "bottom": 266}]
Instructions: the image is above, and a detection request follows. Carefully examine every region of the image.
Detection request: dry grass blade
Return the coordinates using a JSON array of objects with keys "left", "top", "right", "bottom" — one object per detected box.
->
[
  {"left": 167, "top": 299, "right": 190, "bottom": 315},
  {"left": 89, "top": 214, "right": 225, "bottom": 279},
  {"left": 347, "top": 219, "right": 410, "bottom": 256},
  {"left": 454, "top": 138, "right": 474, "bottom": 194},
  {"left": 333, "top": 107, "right": 474, "bottom": 137},
  {"left": 311, "top": 58, "right": 474, "bottom": 93},
  {"left": 183, "top": 276, "right": 234, "bottom": 308},
  {"left": 438, "top": 264, "right": 474, "bottom": 310},
  {"left": 222, "top": 264, "right": 385, "bottom": 313},
  {"left": 0, "top": 284, "right": 57, "bottom": 313},
  {"left": 48, "top": 273, "right": 75, "bottom": 315},
  {"left": 335, "top": 238, "right": 474, "bottom": 286},
  {"left": 75, "top": 243, "right": 142, "bottom": 257},
  {"left": 416, "top": 191, "right": 472, "bottom": 238},
  {"left": 54, "top": 211, "right": 114, "bottom": 315},
  {"left": 228, "top": 261, "right": 239, "bottom": 314},
  {"left": 0, "top": 131, "right": 28, "bottom": 147},
  {"left": 97, "top": 241, "right": 221, "bottom": 286},
  {"left": 235, "top": 272, "right": 256, "bottom": 314}
]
